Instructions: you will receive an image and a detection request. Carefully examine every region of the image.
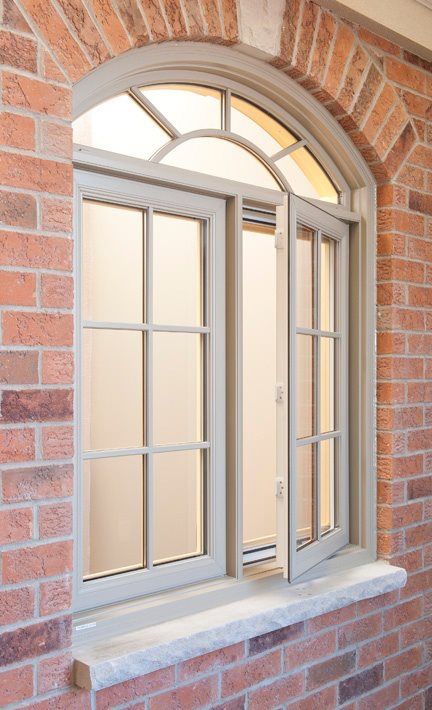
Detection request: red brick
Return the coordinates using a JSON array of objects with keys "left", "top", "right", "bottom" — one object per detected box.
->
[
  {"left": 2, "top": 540, "right": 73, "bottom": 583},
  {"left": 42, "top": 426, "right": 74, "bottom": 460},
  {"left": 0, "top": 428, "right": 34, "bottom": 463},
  {"left": 0, "top": 587, "right": 35, "bottom": 625},
  {"left": 400, "top": 569, "right": 432, "bottom": 600},
  {"left": 363, "top": 84, "right": 397, "bottom": 144},
  {"left": 0, "top": 617, "right": 70, "bottom": 667},
  {"left": 0, "top": 507, "right": 32, "bottom": 545},
  {"left": 1, "top": 389, "right": 73, "bottom": 423},
  {"left": 41, "top": 198, "right": 73, "bottom": 234},
  {"left": 378, "top": 356, "right": 423, "bottom": 380},
  {"left": 3, "top": 312, "right": 73, "bottom": 346},
  {"left": 410, "top": 145, "right": 432, "bottom": 169},
  {"left": 307, "top": 651, "right": 355, "bottom": 689},
  {"left": 38, "top": 653, "right": 72, "bottom": 693},
  {"left": 42, "top": 351, "right": 74, "bottom": 384},
  {"left": 374, "top": 104, "right": 408, "bottom": 157},
  {"left": 410, "top": 190, "right": 432, "bottom": 216},
  {"left": 295, "top": 1, "right": 319, "bottom": 76},
  {"left": 0, "top": 665, "right": 33, "bottom": 705},
  {"left": 221, "top": 650, "right": 281, "bottom": 696},
  {"left": 358, "top": 631, "right": 399, "bottom": 668},
  {"left": 41, "top": 121, "right": 72, "bottom": 160},
  {"left": 377, "top": 530, "right": 404, "bottom": 554},
  {"left": 398, "top": 163, "right": 426, "bottom": 190},
  {"left": 385, "top": 57, "right": 426, "bottom": 92},
  {"left": 408, "top": 476, "right": 432, "bottom": 499},
  {"left": 309, "top": 10, "right": 336, "bottom": 86},
  {"left": 359, "top": 27, "right": 400, "bottom": 55},
  {"left": 377, "top": 432, "right": 406, "bottom": 456},
  {"left": 249, "top": 622, "right": 304, "bottom": 655},
  {"left": 377, "top": 382, "right": 405, "bottom": 405},
  {"left": 385, "top": 646, "right": 423, "bottom": 680},
  {"left": 114, "top": 0, "right": 149, "bottom": 47},
  {"left": 2, "top": 464, "right": 73, "bottom": 501},
  {"left": 0, "top": 351, "right": 38, "bottom": 384},
  {"left": 0, "top": 190, "right": 37, "bottom": 228},
  {"left": 0, "top": 112, "right": 35, "bottom": 150},
  {"left": 338, "top": 613, "right": 382, "bottom": 648},
  {"left": 323, "top": 24, "right": 356, "bottom": 99},
  {"left": 219, "top": 0, "right": 238, "bottom": 43},
  {"left": 31, "top": 687, "right": 91, "bottom": 710},
  {"left": 408, "top": 429, "right": 432, "bottom": 452},
  {"left": 2, "top": 0, "right": 31, "bottom": 31},
  {"left": 20, "top": 0, "right": 91, "bottom": 82},
  {"left": 41, "top": 274, "right": 73, "bottom": 308},
  {"left": 377, "top": 406, "right": 422, "bottom": 430},
  {"left": 377, "top": 480, "right": 406, "bottom": 505},
  {"left": 286, "top": 685, "right": 337, "bottom": 710},
  {"left": 3, "top": 73, "right": 70, "bottom": 121},
  {"left": 179, "top": 643, "right": 245, "bottom": 680},
  {"left": 338, "top": 663, "right": 383, "bottom": 704},
  {"left": 39, "top": 502, "right": 73, "bottom": 538},
  {"left": 307, "top": 604, "right": 356, "bottom": 632},
  {"left": 40, "top": 577, "right": 72, "bottom": 616},
  {"left": 377, "top": 453, "right": 422, "bottom": 480},
  {"left": 400, "top": 664, "right": 432, "bottom": 696},
  {"left": 284, "top": 630, "right": 336, "bottom": 669},
  {"left": 56, "top": 0, "right": 110, "bottom": 64},
  {"left": 378, "top": 501, "right": 423, "bottom": 529},
  {"left": 0, "top": 271, "right": 36, "bottom": 306},
  {"left": 357, "top": 680, "right": 399, "bottom": 710},
  {"left": 248, "top": 671, "right": 305, "bottom": 710},
  {"left": 384, "top": 597, "right": 423, "bottom": 630},
  {"left": 95, "top": 666, "right": 175, "bottom": 710},
  {"left": 0, "top": 231, "right": 73, "bottom": 271},
  {"left": 407, "top": 382, "right": 432, "bottom": 402},
  {"left": 87, "top": 0, "right": 130, "bottom": 54},
  {"left": 149, "top": 675, "right": 218, "bottom": 709},
  {"left": 0, "top": 29, "right": 37, "bottom": 72},
  {"left": 0, "top": 151, "right": 72, "bottom": 195}
]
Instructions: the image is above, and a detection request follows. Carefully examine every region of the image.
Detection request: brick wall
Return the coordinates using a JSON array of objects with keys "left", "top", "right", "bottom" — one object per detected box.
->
[{"left": 0, "top": 0, "right": 431, "bottom": 707}]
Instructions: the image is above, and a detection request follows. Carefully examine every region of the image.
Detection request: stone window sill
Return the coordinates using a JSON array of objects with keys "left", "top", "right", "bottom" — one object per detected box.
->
[{"left": 73, "top": 560, "right": 406, "bottom": 691}]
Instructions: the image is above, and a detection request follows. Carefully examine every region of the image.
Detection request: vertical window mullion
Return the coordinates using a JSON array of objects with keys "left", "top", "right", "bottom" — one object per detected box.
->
[
  {"left": 146, "top": 207, "right": 154, "bottom": 571},
  {"left": 315, "top": 229, "right": 321, "bottom": 543}
]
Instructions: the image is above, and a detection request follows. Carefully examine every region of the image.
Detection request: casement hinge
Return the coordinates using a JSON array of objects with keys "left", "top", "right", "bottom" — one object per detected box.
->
[
  {"left": 274, "top": 229, "right": 284, "bottom": 249},
  {"left": 275, "top": 477, "right": 284, "bottom": 498},
  {"left": 275, "top": 383, "right": 284, "bottom": 403}
]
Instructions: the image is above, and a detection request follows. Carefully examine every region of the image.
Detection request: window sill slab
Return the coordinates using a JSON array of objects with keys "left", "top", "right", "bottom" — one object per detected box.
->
[{"left": 73, "top": 560, "right": 406, "bottom": 691}]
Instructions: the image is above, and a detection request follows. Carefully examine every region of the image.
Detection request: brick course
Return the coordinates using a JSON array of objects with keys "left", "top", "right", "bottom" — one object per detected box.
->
[{"left": 0, "top": 0, "right": 431, "bottom": 707}]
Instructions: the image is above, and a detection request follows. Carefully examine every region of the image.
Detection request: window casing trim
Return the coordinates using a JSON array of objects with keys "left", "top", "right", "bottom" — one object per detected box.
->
[{"left": 73, "top": 45, "right": 377, "bottom": 614}]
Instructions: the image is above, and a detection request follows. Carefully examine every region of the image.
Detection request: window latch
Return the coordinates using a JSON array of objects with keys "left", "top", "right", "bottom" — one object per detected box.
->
[
  {"left": 275, "top": 477, "right": 284, "bottom": 498},
  {"left": 274, "top": 230, "right": 284, "bottom": 249}
]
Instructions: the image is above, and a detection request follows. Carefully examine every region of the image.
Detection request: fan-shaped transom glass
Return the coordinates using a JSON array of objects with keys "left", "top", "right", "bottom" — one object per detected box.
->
[{"left": 73, "top": 83, "right": 339, "bottom": 203}]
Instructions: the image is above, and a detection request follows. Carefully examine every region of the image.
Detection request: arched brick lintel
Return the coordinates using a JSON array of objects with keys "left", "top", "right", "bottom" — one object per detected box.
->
[{"left": 15, "top": 0, "right": 417, "bottom": 182}]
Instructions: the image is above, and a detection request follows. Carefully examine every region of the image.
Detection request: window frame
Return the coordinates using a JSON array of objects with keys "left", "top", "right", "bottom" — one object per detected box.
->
[
  {"left": 72, "top": 47, "right": 377, "bottom": 625},
  {"left": 74, "top": 170, "right": 227, "bottom": 612}
]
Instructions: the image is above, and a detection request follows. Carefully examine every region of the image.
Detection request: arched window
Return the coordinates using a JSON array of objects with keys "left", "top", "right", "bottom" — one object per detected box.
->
[{"left": 73, "top": 56, "right": 372, "bottom": 615}]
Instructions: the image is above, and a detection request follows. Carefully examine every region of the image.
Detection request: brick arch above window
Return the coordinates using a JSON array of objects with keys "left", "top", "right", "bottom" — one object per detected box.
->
[{"left": 13, "top": 0, "right": 417, "bottom": 180}]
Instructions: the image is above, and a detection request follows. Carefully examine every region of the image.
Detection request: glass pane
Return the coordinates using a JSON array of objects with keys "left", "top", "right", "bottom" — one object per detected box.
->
[
  {"left": 296, "top": 334, "right": 315, "bottom": 439},
  {"left": 321, "top": 236, "right": 336, "bottom": 332},
  {"left": 153, "top": 450, "right": 203, "bottom": 564},
  {"left": 153, "top": 332, "right": 202, "bottom": 445},
  {"left": 73, "top": 93, "right": 170, "bottom": 159},
  {"left": 320, "top": 337, "right": 335, "bottom": 434},
  {"left": 242, "top": 223, "right": 277, "bottom": 551},
  {"left": 296, "top": 225, "right": 315, "bottom": 329},
  {"left": 83, "top": 200, "right": 144, "bottom": 323},
  {"left": 140, "top": 84, "right": 222, "bottom": 133},
  {"left": 276, "top": 147, "right": 338, "bottom": 203},
  {"left": 83, "top": 456, "right": 144, "bottom": 579},
  {"left": 231, "top": 95, "right": 297, "bottom": 156},
  {"left": 296, "top": 444, "right": 316, "bottom": 549},
  {"left": 161, "top": 137, "right": 280, "bottom": 190},
  {"left": 153, "top": 212, "right": 202, "bottom": 326},
  {"left": 321, "top": 439, "right": 335, "bottom": 536},
  {"left": 83, "top": 329, "right": 144, "bottom": 451}
]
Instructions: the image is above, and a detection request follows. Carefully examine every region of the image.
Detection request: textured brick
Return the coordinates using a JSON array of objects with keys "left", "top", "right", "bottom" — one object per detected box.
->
[
  {"left": 0, "top": 507, "right": 32, "bottom": 545},
  {"left": 2, "top": 540, "right": 73, "bottom": 583},
  {"left": 0, "top": 351, "right": 38, "bottom": 384},
  {"left": 0, "top": 112, "right": 35, "bottom": 150},
  {"left": 179, "top": 643, "right": 245, "bottom": 680},
  {"left": 357, "top": 632, "right": 399, "bottom": 668},
  {"left": 149, "top": 675, "right": 218, "bottom": 709},
  {"left": 221, "top": 650, "right": 281, "bottom": 696},
  {"left": 0, "top": 151, "right": 73, "bottom": 195},
  {"left": 0, "top": 268, "right": 36, "bottom": 308},
  {"left": 41, "top": 198, "right": 73, "bottom": 234},
  {"left": 95, "top": 667, "right": 175, "bottom": 710},
  {"left": 0, "top": 389, "right": 73, "bottom": 422},
  {"left": 0, "top": 616, "right": 71, "bottom": 666},
  {"left": 42, "top": 426, "right": 74, "bottom": 460},
  {"left": 39, "top": 502, "right": 73, "bottom": 538},
  {"left": 3, "top": 312, "right": 73, "bottom": 346},
  {"left": 0, "top": 231, "right": 73, "bottom": 271},
  {"left": 338, "top": 663, "right": 383, "bottom": 704},
  {"left": 249, "top": 622, "right": 304, "bottom": 655},
  {"left": 41, "top": 274, "right": 74, "bottom": 308},
  {"left": 307, "top": 651, "right": 356, "bottom": 689},
  {"left": 0, "top": 29, "right": 37, "bottom": 72},
  {"left": 0, "top": 428, "right": 35, "bottom": 463},
  {"left": 40, "top": 577, "right": 72, "bottom": 616},
  {"left": 87, "top": 0, "right": 130, "bottom": 53},
  {"left": 42, "top": 351, "right": 74, "bottom": 384},
  {"left": 0, "top": 587, "right": 35, "bottom": 626},
  {"left": 41, "top": 121, "right": 72, "bottom": 160},
  {"left": 56, "top": 0, "right": 110, "bottom": 64},
  {"left": 284, "top": 630, "right": 336, "bottom": 669},
  {"left": 385, "top": 645, "right": 422, "bottom": 680},
  {"left": 2, "top": 464, "right": 73, "bottom": 502},
  {"left": 248, "top": 672, "right": 304, "bottom": 710},
  {"left": 0, "top": 665, "right": 33, "bottom": 705},
  {"left": 38, "top": 653, "right": 72, "bottom": 694},
  {"left": 0, "top": 190, "right": 37, "bottom": 228}
]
